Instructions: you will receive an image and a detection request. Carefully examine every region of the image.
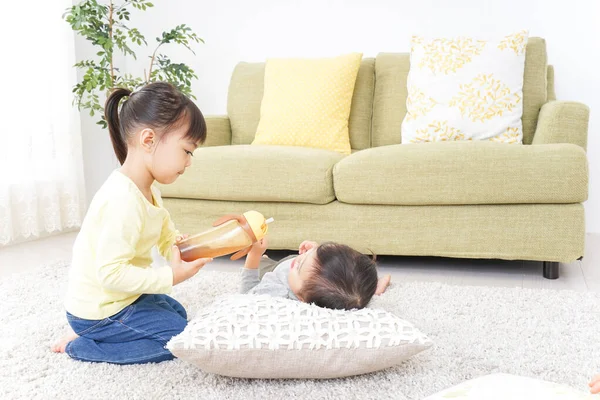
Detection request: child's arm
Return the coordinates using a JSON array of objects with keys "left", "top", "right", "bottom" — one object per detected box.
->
[
  {"left": 96, "top": 199, "right": 174, "bottom": 293},
  {"left": 157, "top": 213, "right": 181, "bottom": 261},
  {"left": 152, "top": 186, "right": 183, "bottom": 261},
  {"left": 240, "top": 269, "right": 260, "bottom": 294},
  {"left": 245, "top": 271, "right": 290, "bottom": 298},
  {"left": 240, "top": 239, "right": 268, "bottom": 294},
  {"left": 240, "top": 238, "right": 292, "bottom": 298},
  {"left": 245, "top": 238, "right": 268, "bottom": 269},
  {"left": 95, "top": 197, "right": 211, "bottom": 293}
]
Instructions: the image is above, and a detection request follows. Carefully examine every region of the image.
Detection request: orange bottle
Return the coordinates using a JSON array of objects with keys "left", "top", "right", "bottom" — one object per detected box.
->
[{"left": 177, "top": 210, "right": 273, "bottom": 261}]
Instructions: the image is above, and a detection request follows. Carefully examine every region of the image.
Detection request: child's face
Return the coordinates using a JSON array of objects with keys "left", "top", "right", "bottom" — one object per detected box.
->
[
  {"left": 288, "top": 247, "right": 318, "bottom": 301},
  {"left": 150, "top": 122, "right": 199, "bottom": 184}
]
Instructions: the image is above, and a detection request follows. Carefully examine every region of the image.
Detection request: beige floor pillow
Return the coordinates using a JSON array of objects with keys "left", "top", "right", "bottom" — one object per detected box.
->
[{"left": 167, "top": 294, "right": 432, "bottom": 379}]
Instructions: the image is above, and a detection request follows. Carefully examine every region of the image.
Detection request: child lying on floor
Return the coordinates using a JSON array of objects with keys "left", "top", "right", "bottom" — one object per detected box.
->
[{"left": 240, "top": 238, "right": 391, "bottom": 310}]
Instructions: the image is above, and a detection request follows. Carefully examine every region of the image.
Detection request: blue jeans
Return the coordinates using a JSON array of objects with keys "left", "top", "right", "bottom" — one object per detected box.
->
[{"left": 65, "top": 294, "right": 188, "bottom": 365}]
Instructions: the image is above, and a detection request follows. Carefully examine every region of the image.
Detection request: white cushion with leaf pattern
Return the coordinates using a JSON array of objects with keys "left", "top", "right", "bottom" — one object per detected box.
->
[
  {"left": 424, "top": 373, "right": 594, "bottom": 400},
  {"left": 402, "top": 31, "right": 529, "bottom": 144},
  {"left": 167, "top": 294, "right": 432, "bottom": 379}
]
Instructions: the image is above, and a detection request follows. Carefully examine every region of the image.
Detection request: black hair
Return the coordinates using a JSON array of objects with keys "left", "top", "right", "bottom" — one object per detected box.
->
[
  {"left": 104, "top": 82, "right": 207, "bottom": 165},
  {"left": 301, "top": 242, "right": 378, "bottom": 310}
]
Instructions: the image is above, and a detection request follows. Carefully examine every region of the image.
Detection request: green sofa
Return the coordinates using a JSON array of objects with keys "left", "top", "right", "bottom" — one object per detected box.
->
[{"left": 159, "top": 37, "right": 589, "bottom": 279}]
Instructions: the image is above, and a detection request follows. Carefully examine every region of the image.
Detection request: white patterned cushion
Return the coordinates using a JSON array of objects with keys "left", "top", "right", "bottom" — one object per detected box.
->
[
  {"left": 402, "top": 31, "right": 529, "bottom": 144},
  {"left": 167, "top": 294, "right": 432, "bottom": 379},
  {"left": 424, "top": 373, "right": 594, "bottom": 400}
]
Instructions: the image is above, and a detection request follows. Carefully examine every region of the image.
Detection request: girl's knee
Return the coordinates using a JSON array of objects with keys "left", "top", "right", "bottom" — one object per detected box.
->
[
  {"left": 175, "top": 306, "right": 187, "bottom": 320},
  {"left": 162, "top": 295, "right": 187, "bottom": 319},
  {"left": 163, "top": 312, "right": 188, "bottom": 336}
]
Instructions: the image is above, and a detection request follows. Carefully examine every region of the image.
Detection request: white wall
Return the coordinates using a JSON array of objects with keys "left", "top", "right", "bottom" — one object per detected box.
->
[
  {"left": 74, "top": 32, "right": 120, "bottom": 203},
  {"left": 77, "top": 0, "right": 600, "bottom": 232}
]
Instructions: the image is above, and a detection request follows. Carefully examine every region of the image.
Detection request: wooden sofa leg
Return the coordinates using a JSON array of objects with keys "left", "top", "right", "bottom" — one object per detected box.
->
[{"left": 543, "top": 261, "right": 559, "bottom": 280}]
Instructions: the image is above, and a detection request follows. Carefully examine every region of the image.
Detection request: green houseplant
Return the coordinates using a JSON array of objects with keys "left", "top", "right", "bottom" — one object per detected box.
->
[{"left": 64, "top": 0, "right": 203, "bottom": 127}]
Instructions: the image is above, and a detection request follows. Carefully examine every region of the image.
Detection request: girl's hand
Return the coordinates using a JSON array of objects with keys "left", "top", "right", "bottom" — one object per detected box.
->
[
  {"left": 299, "top": 240, "right": 319, "bottom": 254},
  {"left": 590, "top": 374, "right": 600, "bottom": 394},
  {"left": 170, "top": 245, "right": 212, "bottom": 285},
  {"left": 175, "top": 234, "right": 189, "bottom": 243}
]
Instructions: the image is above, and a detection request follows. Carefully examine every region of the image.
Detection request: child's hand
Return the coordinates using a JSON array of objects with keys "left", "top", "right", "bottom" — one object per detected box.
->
[
  {"left": 175, "top": 234, "right": 189, "bottom": 243},
  {"left": 590, "top": 374, "right": 600, "bottom": 394},
  {"left": 375, "top": 274, "right": 391, "bottom": 295},
  {"left": 170, "top": 245, "right": 212, "bottom": 285},
  {"left": 244, "top": 238, "right": 268, "bottom": 269},
  {"left": 249, "top": 237, "right": 268, "bottom": 258},
  {"left": 299, "top": 240, "right": 319, "bottom": 254}
]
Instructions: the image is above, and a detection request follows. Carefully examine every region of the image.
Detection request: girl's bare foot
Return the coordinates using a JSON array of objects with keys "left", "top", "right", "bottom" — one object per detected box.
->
[
  {"left": 375, "top": 274, "right": 391, "bottom": 295},
  {"left": 51, "top": 327, "right": 78, "bottom": 353}
]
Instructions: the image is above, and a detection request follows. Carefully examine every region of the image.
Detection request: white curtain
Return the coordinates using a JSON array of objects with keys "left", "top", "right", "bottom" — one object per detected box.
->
[{"left": 0, "top": 1, "right": 85, "bottom": 246}]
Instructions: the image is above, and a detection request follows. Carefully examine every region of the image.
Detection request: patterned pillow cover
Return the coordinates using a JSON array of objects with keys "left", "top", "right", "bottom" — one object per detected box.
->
[{"left": 167, "top": 294, "right": 432, "bottom": 379}]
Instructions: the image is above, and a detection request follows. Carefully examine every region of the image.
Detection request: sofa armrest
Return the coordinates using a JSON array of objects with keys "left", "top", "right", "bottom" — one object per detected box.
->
[
  {"left": 532, "top": 101, "right": 589, "bottom": 150},
  {"left": 202, "top": 115, "right": 232, "bottom": 147}
]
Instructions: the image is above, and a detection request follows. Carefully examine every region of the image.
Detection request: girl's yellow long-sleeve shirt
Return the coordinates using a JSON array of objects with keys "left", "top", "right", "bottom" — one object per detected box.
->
[{"left": 65, "top": 170, "right": 178, "bottom": 320}]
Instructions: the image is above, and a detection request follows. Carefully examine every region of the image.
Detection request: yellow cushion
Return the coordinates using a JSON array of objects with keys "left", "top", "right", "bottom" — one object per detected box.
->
[{"left": 252, "top": 53, "right": 362, "bottom": 155}]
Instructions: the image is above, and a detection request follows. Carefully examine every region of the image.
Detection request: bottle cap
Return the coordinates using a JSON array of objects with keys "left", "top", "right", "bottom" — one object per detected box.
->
[{"left": 243, "top": 210, "right": 271, "bottom": 240}]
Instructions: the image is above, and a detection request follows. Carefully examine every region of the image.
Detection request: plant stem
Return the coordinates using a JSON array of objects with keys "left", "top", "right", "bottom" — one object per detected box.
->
[
  {"left": 146, "top": 42, "right": 163, "bottom": 84},
  {"left": 108, "top": 0, "right": 115, "bottom": 89}
]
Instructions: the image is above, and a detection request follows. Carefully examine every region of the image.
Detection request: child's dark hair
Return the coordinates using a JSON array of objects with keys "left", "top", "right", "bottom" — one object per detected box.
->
[
  {"left": 104, "top": 82, "right": 207, "bottom": 165},
  {"left": 302, "top": 243, "right": 378, "bottom": 310}
]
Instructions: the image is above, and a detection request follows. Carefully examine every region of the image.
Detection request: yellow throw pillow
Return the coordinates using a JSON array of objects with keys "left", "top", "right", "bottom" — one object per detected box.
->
[{"left": 252, "top": 52, "right": 362, "bottom": 155}]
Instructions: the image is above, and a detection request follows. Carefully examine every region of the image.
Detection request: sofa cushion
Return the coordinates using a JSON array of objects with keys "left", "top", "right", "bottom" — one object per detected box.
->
[
  {"left": 158, "top": 145, "right": 345, "bottom": 205},
  {"left": 372, "top": 37, "right": 547, "bottom": 147},
  {"left": 402, "top": 32, "right": 528, "bottom": 144},
  {"left": 333, "top": 142, "right": 587, "bottom": 205},
  {"left": 228, "top": 58, "right": 375, "bottom": 150},
  {"left": 164, "top": 199, "right": 585, "bottom": 263},
  {"left": 252, "top": 53, "right": 362, "bottom": 155}
]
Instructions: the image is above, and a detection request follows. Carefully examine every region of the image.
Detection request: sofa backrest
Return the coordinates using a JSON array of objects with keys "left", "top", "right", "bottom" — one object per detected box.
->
[
  {"left": 372, "top": 37, "right": 549, "bottom": 146},
  {"left": 227, "top": 58, "right": 375, "bottom": 150},
  {"left": 227, "top": 38, "right": 549, "bottom": 150}
]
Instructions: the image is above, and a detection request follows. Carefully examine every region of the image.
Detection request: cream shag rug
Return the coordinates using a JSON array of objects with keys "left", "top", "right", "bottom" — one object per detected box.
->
[{"left": 1, "top": 261, "right": 599, "bottom": 399}]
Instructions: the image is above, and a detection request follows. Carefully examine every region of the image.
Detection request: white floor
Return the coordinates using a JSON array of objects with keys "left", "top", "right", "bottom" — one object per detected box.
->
[{"left": 0, "top": 231, "right": 598, "bottom": 292}]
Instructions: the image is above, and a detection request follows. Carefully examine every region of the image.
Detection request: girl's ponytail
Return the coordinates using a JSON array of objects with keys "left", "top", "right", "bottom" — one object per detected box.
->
[{"left": 104, "top": 88, "right": 132, "bottom": 165}]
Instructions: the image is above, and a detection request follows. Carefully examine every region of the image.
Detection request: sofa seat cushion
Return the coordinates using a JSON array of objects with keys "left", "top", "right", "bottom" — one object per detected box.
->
[
  {"left": 333, "top": 142, "right": 587, "bottom": 205},
  {"left": 158, "top": 145, "right": 346, "bottom": 205}
]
